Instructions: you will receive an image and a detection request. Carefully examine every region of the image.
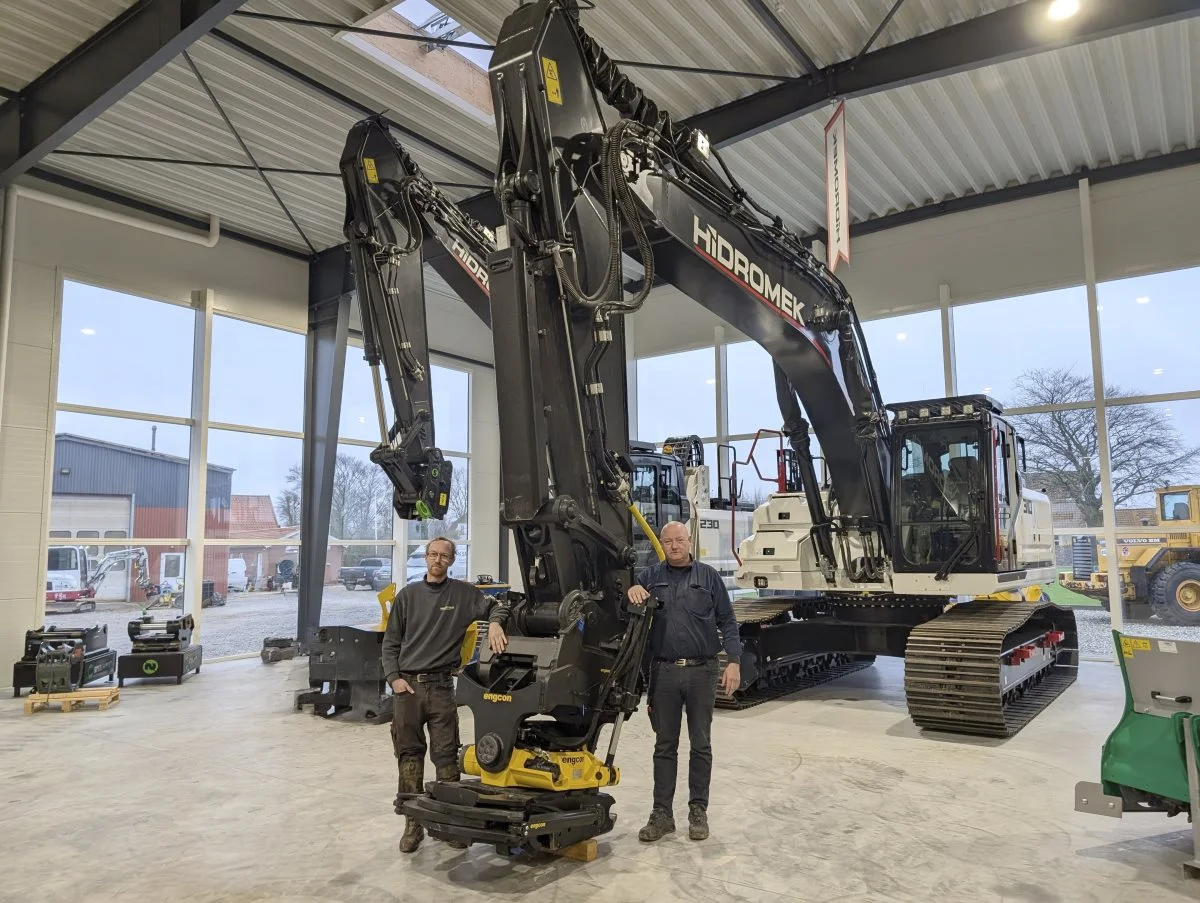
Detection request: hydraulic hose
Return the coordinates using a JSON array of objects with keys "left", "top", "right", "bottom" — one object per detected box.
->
[{"left": 628, "top": 504, "right": 665, "bottom": 562}]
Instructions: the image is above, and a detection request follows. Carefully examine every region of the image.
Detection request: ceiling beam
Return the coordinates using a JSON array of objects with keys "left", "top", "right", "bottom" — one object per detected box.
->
[
  {"left": 742, "top": 0, "right": 818, "bottom": 75},
  {"left": 686, "top": 0, "right": 1200, "bottom": 148},
  {"left": 0, "top": 0, "right": 249, "bottom": 185}
]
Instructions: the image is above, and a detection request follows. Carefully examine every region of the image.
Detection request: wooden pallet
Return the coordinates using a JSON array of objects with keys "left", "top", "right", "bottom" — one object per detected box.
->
[
  {"left": 548, "top": 839, "right": 597, "bottom": 862},
  {"left": 23, "top": 686, "right": 120, "bottom": 714}
]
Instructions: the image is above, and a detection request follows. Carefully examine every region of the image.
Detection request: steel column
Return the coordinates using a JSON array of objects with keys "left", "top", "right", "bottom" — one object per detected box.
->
[
  {"left": 0, "top": 0, "right": 249, "bottom": 184},
  {"left": 297, "top": 245, "right": 354, "bottom": 646}
]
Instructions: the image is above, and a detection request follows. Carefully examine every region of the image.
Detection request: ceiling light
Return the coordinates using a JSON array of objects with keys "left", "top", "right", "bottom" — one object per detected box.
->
[
  {"left": 80, "top": 328, "right": 95, "bottom": 335},
  {"left": 1136, "top": 296, "right": 1150, "bottom": 304},
  {"left": 1153, "top": 368, "right": 1164, "bottom": 375},
  {"left": 896, "top": 332, "right": 907, "bottom": 341},
  {"left": 705, "top": 378, "right": 716, "bottom": 385},
  {"left": 983, "top": 386, "right": 993, "bottom": 393},
  {"left": 1047, "top": 0, "right": 1080, "bottom": 21},
  {"left": 358, "top": 416, "right": 366, "bottom": 423}
]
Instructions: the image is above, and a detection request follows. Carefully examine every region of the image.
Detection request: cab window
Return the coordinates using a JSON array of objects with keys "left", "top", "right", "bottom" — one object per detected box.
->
[{"left": 1161, "top": 491, "right": 1191, "bottom": 522}]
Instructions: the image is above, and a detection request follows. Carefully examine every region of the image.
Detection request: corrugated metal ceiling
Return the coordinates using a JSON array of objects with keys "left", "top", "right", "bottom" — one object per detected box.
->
[
  {"left": 723, "top": 17, "right": 1200, "bottom": 234},
  {"left": 0, "top": 0, "right": 136, "bottom": 93},
  {"left": 6, "top": 0, "right": 1199, "bottom": 257},
  {"left": 771, "top": 0, "right": 1023, "bottom": 69},
  {"left": 219, "top": 0, "right": 498, "bottom": 174}
]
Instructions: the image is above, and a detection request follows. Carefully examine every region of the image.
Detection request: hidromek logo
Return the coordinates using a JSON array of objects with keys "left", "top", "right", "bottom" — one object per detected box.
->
[
  {"left": 452, "top": 238, "right": 490, "bottom": 294},
  {"left": 692, "top": 216, "right": 804, "bottom": 323}
]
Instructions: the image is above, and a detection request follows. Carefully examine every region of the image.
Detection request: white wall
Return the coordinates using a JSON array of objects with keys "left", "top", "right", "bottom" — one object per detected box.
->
[{"left": 629, "top": 162, "right": 1200, "bottom": 358}]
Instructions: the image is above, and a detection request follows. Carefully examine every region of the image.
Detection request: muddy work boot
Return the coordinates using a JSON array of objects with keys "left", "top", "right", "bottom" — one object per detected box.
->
[
  {"left": 687, "top": 803, "right": 709, "bottom": 841},
  {"left": 435, "top": 763, "right": 468, "bottom": 849},
  {"left": 396, "top": 758, "right": 425, "bottom": 854},
  {"left": 638, "top": 809, "right": 676, "bottom": 843},
  {"left": 398, "top": 817, "right": 424, "bottom": 854}
]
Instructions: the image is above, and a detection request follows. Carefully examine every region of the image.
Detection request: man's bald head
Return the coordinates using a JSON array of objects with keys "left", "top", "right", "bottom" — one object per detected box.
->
[{"left": 660, "top": 520, "right": 692, "bottom": 566}]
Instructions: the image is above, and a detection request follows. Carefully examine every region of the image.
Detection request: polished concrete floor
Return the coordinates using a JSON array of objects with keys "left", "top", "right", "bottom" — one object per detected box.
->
[{"left": 2, "top": 656, "right": 1196, "bottom": 902}]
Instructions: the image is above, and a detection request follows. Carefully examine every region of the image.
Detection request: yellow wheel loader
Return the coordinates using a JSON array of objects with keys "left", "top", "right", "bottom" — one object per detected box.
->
[{"left": 1062, "top": 485, "right": 1200, "bottom": 625}]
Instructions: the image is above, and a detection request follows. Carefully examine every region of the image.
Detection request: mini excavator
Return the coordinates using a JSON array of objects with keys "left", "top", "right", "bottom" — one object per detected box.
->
[{"left": 382, "top": 0, "right": 1077, "bottom": 855}]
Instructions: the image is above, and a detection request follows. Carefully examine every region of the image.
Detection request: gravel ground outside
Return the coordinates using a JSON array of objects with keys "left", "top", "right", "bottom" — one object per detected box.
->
[
  {"left": 1074, "top": 606, "right": 1200, "bottom": 660},
  {"left": 38, "top": 585, "right": 386, "bottom": 660}
]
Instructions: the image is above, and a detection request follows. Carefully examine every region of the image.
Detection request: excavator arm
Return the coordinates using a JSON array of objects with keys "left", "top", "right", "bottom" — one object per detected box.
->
[
  {"left": 339, "top": 116, "right": 496, "bottom": 521},
  {"left": 401, "top": 0, "right": 1072, "bottom": 852}
]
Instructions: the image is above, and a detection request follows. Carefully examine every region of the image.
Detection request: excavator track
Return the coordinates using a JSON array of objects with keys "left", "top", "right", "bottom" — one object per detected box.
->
[
  {"left": 903, "top": 599, "right": 1078, "bottom": 738},
  {"left": 717, "top": 652, "right": 874, "bottom": 710},
  {"left": 716, "top": 598, "right": 874, "bottom": 710}
]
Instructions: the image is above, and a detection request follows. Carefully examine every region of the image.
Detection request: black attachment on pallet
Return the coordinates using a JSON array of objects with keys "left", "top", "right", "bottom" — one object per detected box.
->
[{"left": 11, "top": 625, "right": 117, "bottom": 697}]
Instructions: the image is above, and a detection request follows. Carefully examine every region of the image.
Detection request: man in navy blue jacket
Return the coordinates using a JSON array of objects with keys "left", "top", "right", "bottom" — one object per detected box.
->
[{"left": 627, "top": 520, "right": 742, "bottom": 843}]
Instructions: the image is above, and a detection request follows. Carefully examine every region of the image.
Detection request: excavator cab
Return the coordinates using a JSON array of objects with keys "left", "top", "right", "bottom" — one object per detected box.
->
[
  {"left": 628, "top": 440, "right": 689, "bottom": 568},
  {"left": 888, "top": 395, "right": 1029, "bottom": 578}
]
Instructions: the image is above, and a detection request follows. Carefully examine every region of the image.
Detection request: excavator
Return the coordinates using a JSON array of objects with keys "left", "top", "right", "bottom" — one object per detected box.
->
[
  {"left": 45, "top": 545, "right": 162, "bottom": 613},
  {"left": 376, "top": 0, "right": 1079, "bottom": 855}
]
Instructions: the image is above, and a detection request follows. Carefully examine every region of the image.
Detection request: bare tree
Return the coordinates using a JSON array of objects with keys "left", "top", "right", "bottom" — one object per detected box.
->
[
  {"left": 276, "top": 454, "right": 394, "bottom": 541},
  {"left": 1012, "top": 368, "right": 1199, "bottom": 526},
  {"left": 275, "top": 477, "right": 301, "bottom": 527}
]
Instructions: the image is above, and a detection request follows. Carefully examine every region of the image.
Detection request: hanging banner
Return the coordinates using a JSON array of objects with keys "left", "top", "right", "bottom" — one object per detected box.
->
[{"left": 824, "top": 101, "right": 850, "bottom": 273}]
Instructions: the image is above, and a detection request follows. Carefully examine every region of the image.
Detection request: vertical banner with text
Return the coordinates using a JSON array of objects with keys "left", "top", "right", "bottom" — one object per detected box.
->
[{"left": 825, "top": 101, "right": 850, "bottom": 273}]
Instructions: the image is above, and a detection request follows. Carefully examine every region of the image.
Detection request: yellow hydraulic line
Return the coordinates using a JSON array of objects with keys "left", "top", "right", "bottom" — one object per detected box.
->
[{"left": 628, "top": 504, "right": 665, "bottom": 562}]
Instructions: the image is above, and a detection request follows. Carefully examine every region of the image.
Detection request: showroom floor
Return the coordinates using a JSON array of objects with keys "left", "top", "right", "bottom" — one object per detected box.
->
[{"left": 3, "top": 657, "right": 1196, "bottom": 902}]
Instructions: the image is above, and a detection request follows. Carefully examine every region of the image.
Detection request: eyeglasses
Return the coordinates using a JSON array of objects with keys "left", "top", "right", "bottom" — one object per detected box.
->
[{"left": 425, "top": 551, "right": 453, "bottom": 561}]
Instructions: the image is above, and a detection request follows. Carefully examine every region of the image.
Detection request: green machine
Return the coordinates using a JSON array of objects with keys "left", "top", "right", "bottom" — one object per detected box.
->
[{"left": 1075, "top": 630, "right": 1200, "bottom": 879}]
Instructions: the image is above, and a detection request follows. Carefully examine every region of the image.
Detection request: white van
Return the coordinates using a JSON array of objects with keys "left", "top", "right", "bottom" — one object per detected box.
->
[{"left": 227, "top": 557, "right": 248, "bottom": 592}]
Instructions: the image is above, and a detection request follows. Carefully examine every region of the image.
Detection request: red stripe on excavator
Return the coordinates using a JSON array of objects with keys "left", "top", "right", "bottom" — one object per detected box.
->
[
  {"left": 694, "top": 246, "right": 831, "bottom": 369},
  {"left": 455, "top": 254, "right": 490, "bottom": 296}
]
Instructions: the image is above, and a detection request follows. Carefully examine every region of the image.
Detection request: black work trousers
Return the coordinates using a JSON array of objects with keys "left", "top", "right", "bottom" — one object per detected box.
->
[
  {"left": 648, "top": 658, "right": 719, "bottom": 816},
  {"left": 391, "top": 674, "right": 459, "bottom": 768}
]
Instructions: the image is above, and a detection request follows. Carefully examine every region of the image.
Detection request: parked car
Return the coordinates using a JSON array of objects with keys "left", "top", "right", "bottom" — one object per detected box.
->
[
  {"left": 338, "top": 557, "right": 389, "bottom": 590},
  {"left": 370, "top": 564, "right": 393, "bottom": 593}
]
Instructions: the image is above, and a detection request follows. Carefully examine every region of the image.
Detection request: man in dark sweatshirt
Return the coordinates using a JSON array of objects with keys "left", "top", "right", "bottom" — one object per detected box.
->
[
  {"left": 626, "top": 520, "right": 742, "bottom": 844},
  {"left": 382, "top": 535, "right": 510, "bottom": 854}
]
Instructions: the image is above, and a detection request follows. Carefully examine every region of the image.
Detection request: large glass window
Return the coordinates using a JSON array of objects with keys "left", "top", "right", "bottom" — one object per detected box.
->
[
  {"left": 431, "top": 365, "right": 470, "bottom": 454},
  {"left": 1007, "top": 411, "right": 1105, "bottom": 529},
  {"left": 954, "top": 286, "right": 1091, "bottom": 408},
  {"left": 860, "top": 309, "right": 944, "bottom": 405},
  {"left": 50, "top": 412, "right": 191, "bottom": 539},
  {"left": 637, "top": 348, "right": 716, "bottom": 441},
  {"left": 339, "top": 351, "right": 469, "bottom": 453},
  {"left": 1099, "top": 266, "right": 1200, "bottom": 397},
  {"left": 1101, "top": 398, "right": 1200, "bottom": 643},
  {"left": 204, "top": 430, "right": 303, "bottom": 540},
  {"left": 329, "top": 443, "right": 397, "bottom": 542},
  {"left": 57, "top": 281, "right": 195, "bottom": 416},
  {"left": 209, "top": 316, "right": 304, "bottom": 432},
  {"left": 725, "top": 341, "right": 779, "bottom": 436}
]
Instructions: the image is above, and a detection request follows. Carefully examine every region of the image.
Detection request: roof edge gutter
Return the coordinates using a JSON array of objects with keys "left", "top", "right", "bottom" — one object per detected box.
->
[{"left": 13, "top": 184, "right": 220, "bottom": 247}]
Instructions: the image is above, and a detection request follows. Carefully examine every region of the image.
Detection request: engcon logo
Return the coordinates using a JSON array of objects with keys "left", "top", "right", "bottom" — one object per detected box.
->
[
  {"left": 482, "top": 692, "right": 513, "bottom": 703},
  {"left": 452, "top": 238, "right": 490, "bottom": 295},
  {"left": 692, "top": 216, "right": 804, "bottom": 325}
]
